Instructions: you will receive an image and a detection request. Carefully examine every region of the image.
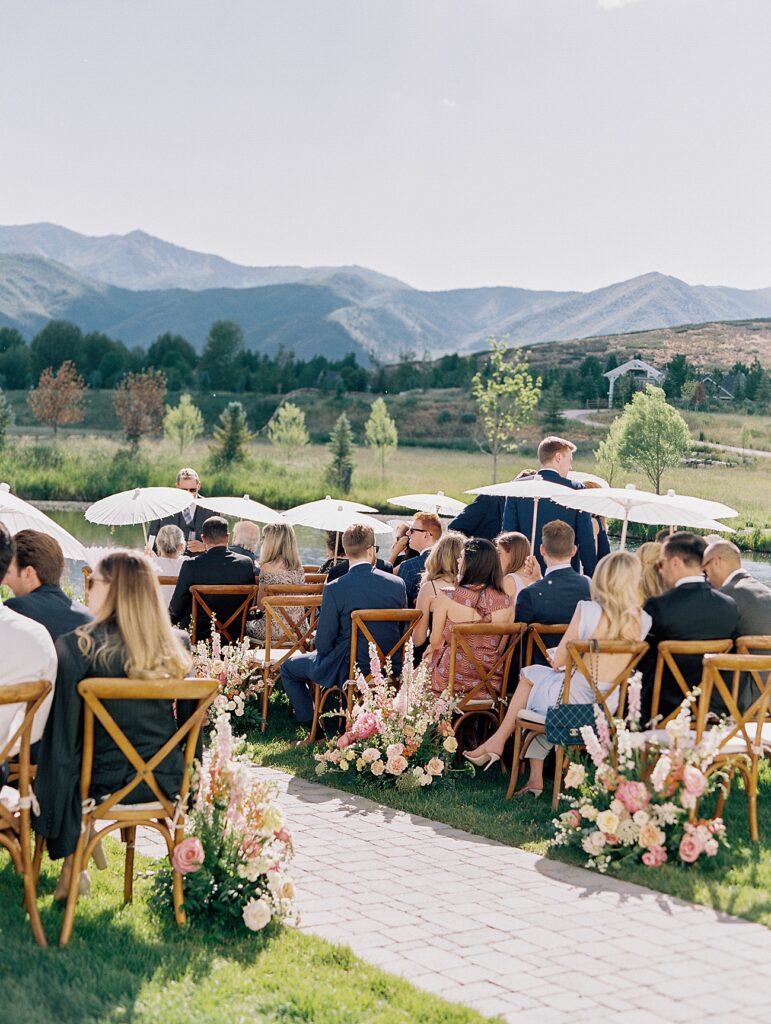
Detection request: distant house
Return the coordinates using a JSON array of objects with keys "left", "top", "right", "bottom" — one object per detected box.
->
[
  {"left": 603, "top": 358, "right": 665, "bottom": 407},
  {"left": 698, "top": 374, "right": 735, "bottom": 402}
]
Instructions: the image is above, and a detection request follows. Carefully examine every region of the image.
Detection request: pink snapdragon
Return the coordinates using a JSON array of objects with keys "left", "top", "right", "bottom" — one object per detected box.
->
[
  {"left": 580, "top": 725, "right": 607, "bottom": 768},
  {"left": 627, "top": 673, "right": 642, "bottom": 724},
  {"left": 593, "top": 706, "right": 611, "bottom": 751}
]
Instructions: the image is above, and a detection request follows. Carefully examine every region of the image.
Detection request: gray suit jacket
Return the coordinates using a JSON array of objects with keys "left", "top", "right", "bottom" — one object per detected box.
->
[{"left": 721, "top": 570, "right": 771, "bottom": 639}]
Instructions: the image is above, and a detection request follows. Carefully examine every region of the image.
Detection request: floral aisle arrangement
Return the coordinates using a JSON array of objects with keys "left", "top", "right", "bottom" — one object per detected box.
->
[
  {"left": 314, "top": 643, "right": 467, "bottom": 791},
  {"left": 152, "top": 715, "right": 297, "bottom": 932},
  {"left": 192, "top": 624, "right": 263, "bottom": 728},
  {"left": 551, "top": 675, "right": 731, "bottom": 873}
]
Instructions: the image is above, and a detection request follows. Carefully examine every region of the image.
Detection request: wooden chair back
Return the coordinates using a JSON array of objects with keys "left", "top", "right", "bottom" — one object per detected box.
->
[
  {"left": 262, "top": 595, "right": 322, "bottom": 662},
  {"left": 157, "top": 575, "right": 179, "bottom": 588},
  {"left": 524, "top": 623, "right": 568, "bottom": 667},
  {"left": 650, "top": 639, "right": 733, "bottom": 724},
  {"left": 348, "top": 609, "right": 423, "bottom": 681},
  {"left": 448, "top": 622, "right": 527, "bottom": 713},
  {"left": 0, "top": 679, "right": 53, "bottom": 948},
  {"left": 304, "top": 573, "right": 328, "bottom": 584},
  {"left": 190, "top": 584, "right": 258, "bottom": 644},
  {"left": 303, "top": 564, "right": 321, "bottom": 573},
  {"left": 263, "top": 583, "right": 324, "bottom": 598},
  {"left": 563, "top": 639, "right": 649, "bottom": 724},
  {"left": 736, "top": 635, "right": 771, "bottom": 655}
]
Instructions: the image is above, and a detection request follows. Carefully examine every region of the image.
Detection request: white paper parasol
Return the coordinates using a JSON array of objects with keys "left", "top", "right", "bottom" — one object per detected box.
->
[
  {"left": 387, "top": 491, "right": 466, "bottom": 516},
  {"left": 0, "top": 483, "right": 86, "bottom": 561},
  {"left": 466, "top": 476, "right": 568, "bottom": 550},
  {"left": 85, "top": 486, "right": 196, "bottom": 542},
  {"left": 196, "top": 494, "right": 284, "bottom": 524},
  {"left": 568, "top": 471, "right": 610, "bottom": 488},
  {"left": 283, "top": 496, "right": 391, "bottom": 560}
]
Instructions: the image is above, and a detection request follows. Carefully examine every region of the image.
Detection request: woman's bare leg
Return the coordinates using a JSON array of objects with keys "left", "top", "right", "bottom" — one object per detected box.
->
[{"left": 466, "top": 676, "right": 534, "bottom": 758}]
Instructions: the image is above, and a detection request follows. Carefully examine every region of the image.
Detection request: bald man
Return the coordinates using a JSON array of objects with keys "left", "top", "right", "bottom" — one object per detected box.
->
[{"left": 703, "top": 541, "right": 771, "bottom": 641}]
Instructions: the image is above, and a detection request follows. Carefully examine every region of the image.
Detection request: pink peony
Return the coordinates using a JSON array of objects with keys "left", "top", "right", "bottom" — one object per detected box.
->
[
  {"left": 172, "top": 836, "right": 205, "bottom": 874},
  {"left": 682, "top": 765, "right": 707, "bottom": 798},
  {"left": 642, "top": 845, "right": 667, "bottom": 867},
  {"left": 615, "top": 780, "right": 650, "bottom": 814},
  {"left": 337, "top": 733, "right": 353, "bottom": 749},
  {"left": 678, "top": 834, "right": 703, "bottom": 863},
  {"left": 352, "top": 712, "right": 380, "bottom": 740}
]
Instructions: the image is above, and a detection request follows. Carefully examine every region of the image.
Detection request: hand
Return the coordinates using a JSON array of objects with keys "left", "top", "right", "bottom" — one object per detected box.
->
[
  {"left": 522, "top": 555, "right": 542, "bottom": 581},
  {"left": 187, "top": 539, "right": 205, "bottom": 553}
]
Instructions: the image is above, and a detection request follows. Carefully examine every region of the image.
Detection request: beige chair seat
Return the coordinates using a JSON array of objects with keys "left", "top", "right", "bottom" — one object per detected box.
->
[
  {"left": 105, "top": 801, "right": 168, "bottom": 814},
  {"left": 641, "top": 723, "right": 771, "bottom": 755},
  {"left": 249, "top": 649, "right": 290, "bottom": 666}
]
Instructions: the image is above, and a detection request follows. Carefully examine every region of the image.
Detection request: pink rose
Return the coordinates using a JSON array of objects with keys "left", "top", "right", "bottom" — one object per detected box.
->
[
  {"left": 642, "top": 845, "right": 667, "bottom": 867},
  {"left": 678, "top": 834, "right": 703, "bottom": 864},
  {"left": 615, "top": 780, "right": 650, "bottom": 814},
  {"left": 337, "top": 733, "right": 353, "bottom": 749},
  {"left": 682, "top": 765, "right": 706, "bottom": 798},
  {"left": 172, "top": 836, "right": 204, "bottom": 874},
  {"left": 385, "top": 755, "right": 408, "bottom": 775},
  {"left": 386, "top": 743, "right": 404, "bottom": 759},
  {"left": 566, "top": 810, "right": 581, "bottom": 829}
]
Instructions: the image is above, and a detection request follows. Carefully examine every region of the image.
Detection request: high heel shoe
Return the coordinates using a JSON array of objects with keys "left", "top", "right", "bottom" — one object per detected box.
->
[
  {"left": 91, "top": 838, "right": 108, "bottom": 870},
  {"left": 463, "top": 751, "right": 501, "bottom": 771},
  {"left": 53, "top": 869, "right": 92, "bottom": 902},
  {"left": 513, "top": 783, "right": 543, "bottom": 799}
]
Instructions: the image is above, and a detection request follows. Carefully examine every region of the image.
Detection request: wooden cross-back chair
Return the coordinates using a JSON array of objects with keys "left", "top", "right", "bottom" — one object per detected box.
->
[
  {"left": 448, "top": 622, "right": 527, "bottom": 738},
  {"left": 735, "top": 636, "right": 771, "bottom": 705},
  {"left": 308, "top": 608, "right": 422, "bottom": 742},
  {"left": 649, "top": 639, "right": 733, "bottom": 725},
  {"left": 524, "top": 624, "right": 568, "bottom": 668},
  {"left": 256, "top": 595, "right": 323, "bottom": 732},
  {"left": 262, "top": 583, "right": 324, "bottom": 599},
  {"left": 696, "top": 653, "right": 771, "bottom": 842},
  {"left": 190, "top": 584, "right": 258, "bottom": 644},
  {"left": 0, "top": 679, "right": 52, "bottom": 948},
  {"left": 54, "top": 676, "right": 218, "bottom": 947},
  {"left": 303, "top": 565, "right": 321, "bottom": 573},
  {"left": 304, "top": 573, "right": 328, "bottom": 585},
  {"left": 508, "top": 639, "right": 648, "bottom": 808}
]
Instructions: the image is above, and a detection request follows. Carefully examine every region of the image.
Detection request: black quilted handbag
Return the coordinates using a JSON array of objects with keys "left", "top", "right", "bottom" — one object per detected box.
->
[{"left": 545, "top": 640, "right": 599, "bottom": 745}]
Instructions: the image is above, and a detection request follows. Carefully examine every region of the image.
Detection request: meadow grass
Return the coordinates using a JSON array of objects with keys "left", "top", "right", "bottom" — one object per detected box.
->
[{"left": 1, "top": 848, "right": 496, "bottom": 1024}]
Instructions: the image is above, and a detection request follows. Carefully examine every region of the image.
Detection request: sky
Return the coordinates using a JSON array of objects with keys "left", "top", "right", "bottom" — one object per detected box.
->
[{"left": 0, "top": 0, "right": 768, "bottom": 293}]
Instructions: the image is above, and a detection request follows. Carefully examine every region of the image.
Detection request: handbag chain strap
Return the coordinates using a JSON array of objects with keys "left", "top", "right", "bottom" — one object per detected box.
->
[{"left": 553, "top": 638, "right": 600, "bottom": 708}]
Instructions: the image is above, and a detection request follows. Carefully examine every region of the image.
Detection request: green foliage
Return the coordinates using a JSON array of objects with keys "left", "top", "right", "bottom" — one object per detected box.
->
[
  {"left": 163, "top": 392, "right": 204, "bottom": 454},
  {"left": 325, "top": 412, "right": 354, "bottom": 493},
  {"left": 267, "top": 401, "right": 310, "bottom": 458},
  {"left": 471, "top": 337, "right": 541, "bottom": 482},
  {"left": 606, "top": 385, "right": 691, "bottom": 493},
  {"left": 540, "top": 383, "right": 566, "bottom": 432},
  {"left": 210, "top": 401, "right": 254, "bottom": 467},
  {"left": 364, "top": 397, "right": 398, "bottom": 481},
  {"left": 594, "top": 414, "right": 625, "bottom": 486},
  {"left": 200, "top": 320, "right": 244, "bottom": 390},
  {"left": 0, "top": 387, "right": 14, "bottom": 449},
  {"left": 663, "top": 353, "right": 694, "bottom": 401}
]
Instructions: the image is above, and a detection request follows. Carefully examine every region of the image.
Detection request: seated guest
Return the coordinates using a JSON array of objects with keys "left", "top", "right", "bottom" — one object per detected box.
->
[
  {"left": 496, "top": 531, "right": 541, "bottom": 600},
  {"left": 230, "top": 521, "right": 261, "bottom": 570},
  {"left": 413, "top": 531, "right": 465, "bottom": 649},
  {"left": 465, "top": 551, "right": 651, "bottom": 791},
  {"left": 636, "top": 542, "right": 665, "bottom": 603},
  {"left": 640, "top": 531, "right": 738, "bottom": 719},
  {"left": 515, "top": 521, "right": 591, "bottom": 666},
  {"left": 387, "top": 523, "right": 418, "bottom": 570},
  {"left": 0, "top": 525, "right": 57, "bottom": 756},
  {"left": 326, "top": 547, "right": 393, "bottom": 583},
  {"left": 448, "top": 494, "right": 505, "bottom": 541},
  {"left": 320, "top": 531, "right": 344, "bottom": 573},
  {"left": 396, "top": 513, "right": 443, "bottom": 606},
  {"left": 148, "top": 467, "right": 209, "bottom": 554},
  {"left": 426, "top": 537, "right": 514, "bottom": 696},
  {"left": 150, "top": 525, "right": 188, "bottom": 608},
  {"left": 33, "top": 550, "right": 193, "bottom": 899},
  {"left": 280, "top": 525, "right": 407, "bottom": 743},
  {"left": 3, "top": 529, "right": 92, "bottom": 640},
  {"left": 169, "top": 516, "right": 255, "bottom": 638},
  {"left": 246, "top": 523, "right": 305, "bottom": 643}
]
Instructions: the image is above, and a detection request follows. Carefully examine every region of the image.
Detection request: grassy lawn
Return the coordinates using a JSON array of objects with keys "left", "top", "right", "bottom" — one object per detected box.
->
[
  {"left": 245, "top": 699, "right": 771, "bottom": 929},
  {"left": 1, "top": 847, "right": 496, "bottom": 1024}
]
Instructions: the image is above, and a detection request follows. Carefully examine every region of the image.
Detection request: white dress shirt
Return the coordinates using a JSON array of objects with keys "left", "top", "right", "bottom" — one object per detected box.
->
[
  {"left": 0, "top": 602, "right": 57, "bottom": 754},
  {"left": 674, "top": 575, "right": 707, "bottom": 587}
]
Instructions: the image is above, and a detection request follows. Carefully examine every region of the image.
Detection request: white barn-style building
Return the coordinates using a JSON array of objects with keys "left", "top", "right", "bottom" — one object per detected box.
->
[{"left": 603, "top": 358, "right": 665, "bottom": 407}]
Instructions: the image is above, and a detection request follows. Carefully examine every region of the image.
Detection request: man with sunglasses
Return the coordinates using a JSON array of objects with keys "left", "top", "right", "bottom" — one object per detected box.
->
[
  {"left": 395, "top": 513, "right": 442, "bottom": 606},
  {"left": 147, "top": 467, "right": 210, "bottom": 555}
]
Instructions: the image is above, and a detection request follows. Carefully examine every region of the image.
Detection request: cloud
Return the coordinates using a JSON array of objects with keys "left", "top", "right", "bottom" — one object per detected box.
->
[
  {"left": 441, "top": 98, "right": 457, "bottom": 109},
  {"left": 597, "top": 0, "right": 644, "bottom": 8}
]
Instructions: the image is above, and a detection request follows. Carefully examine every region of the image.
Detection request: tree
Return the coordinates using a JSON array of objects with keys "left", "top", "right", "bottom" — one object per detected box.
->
[
  {"left": 163, "top": 392, "right": 204, "bottom": 454},
  {"left": 663, "top": 353, "right": 693, "bottom": 402},
  {"left": 113, "top": 369, "right": 167, "bottom": 452},
  {"left": 27, "top": 360, "right": 86, "bottom": 437},
  {"left": 199, "top": 321, "right": 244, "bottom": 390},
  {"left": 471, "top": 338, "right": 541, "bottom": 482},
  {"left": 29, "top": 321, "right": 84, "bottom": 378},
  {"left": 325, "top": 413, "right": 355, "bottom": 493},
  {"left": 268, "top": 401, "right": 310, "bottom": 458},
  {"left": 210, "top": 401, "right": 254, "bottom": 466},
  {"left": 540, "top": 383, "right": 566, "bottom": 432},
  {"left": 613, "top": 385, "right": 691, "bottom": 493},
  {"left": 0, "top": 328, "right": 31, "bottom": 388},
  {"left": 146, "top": 332, "right": 198, "bottom": 388},
  {"left": 0, "top": 387, "right": 14, "bottom": 450},
  {"left": 594, "top": 414, "right": 625, "bottom": 486},
  {"left": 364, "top": 397, "right": 398, "bottom": 480}
]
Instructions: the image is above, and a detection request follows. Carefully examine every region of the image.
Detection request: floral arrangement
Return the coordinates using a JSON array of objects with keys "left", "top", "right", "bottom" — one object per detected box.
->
[
  {"left": 314, "top": 643, "right": 466, "bottom": 791},
  {"left": 152, "top": 715, "right": 297, "bottom": 932},
  {"left": 192, "top": 623, "right": 263, "bottom": 728},
  {"left": 551, "top": 675, "right": 731, "bottom": 873}
]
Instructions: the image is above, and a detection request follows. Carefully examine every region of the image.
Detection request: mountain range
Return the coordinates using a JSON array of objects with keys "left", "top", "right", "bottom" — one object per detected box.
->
[{"left": 1, "top": 223, "right": 770, "bottom": 363}]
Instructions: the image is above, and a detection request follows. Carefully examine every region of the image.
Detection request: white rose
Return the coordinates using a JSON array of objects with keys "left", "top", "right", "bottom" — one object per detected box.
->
[
  {"left": 564, "top": 763, "right": 586, "bottom": 789},
  {"left": 610, "top": 799, "right": 624, "bottom": 816},
  {"left": 633, "top": 810, "right": 650, "bottom": 826},
  {"left": 596, "top": 811, "right": 619, "bottom": 835},
  {"left": 443, "top": 736, "right": 458, "bottom": 753},
  {"left": 242, "top": 898, "right": 272, "bottom": 931},
  {"left": 579, "top": 804, "right": 599, "bottom": 821},
  {"left": 581, "top": 830, "right": 606, "bottom": 855}
]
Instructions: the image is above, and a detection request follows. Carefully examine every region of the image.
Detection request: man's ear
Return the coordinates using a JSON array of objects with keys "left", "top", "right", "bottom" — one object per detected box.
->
[{"left": 571, "top": 545, "right": 577, "bottom": 558}]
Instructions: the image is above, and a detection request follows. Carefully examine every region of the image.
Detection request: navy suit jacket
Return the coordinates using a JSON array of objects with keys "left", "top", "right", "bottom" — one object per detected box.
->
[
  {"left": 6, "top": 585, "right": 92, "bottom": 642},
  {"left": 326, "top": 557, "right": 393, "bottom": 582},
  {"left": 169, "top": 546, "right": 256, "bottom": 635},
  {"left": 502, "top": 469, "right": 597, "bottom": 577},
  {"left": 448, "top": 495, "right": 505, "bottom": 541},
  {"left": 148, "top": 503, "right": 212, "bottom": 551},
  {"left": 312, "top": 563, "right": 408, "bottom": 688},
  {"left": 515, "top": 566, "right": 591, "bottom": 666},
  {"left": 397, "top": 549, "right": 430, "bottom": 607}
]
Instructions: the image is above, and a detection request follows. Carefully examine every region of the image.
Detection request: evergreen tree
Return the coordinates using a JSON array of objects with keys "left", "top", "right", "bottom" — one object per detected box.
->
[
  {"left": 210, "top": 401, "right": 254, "bottom": 466},
  {"left": 325, "top": 413, "right": 355, "bottom": 493},
  {"left": 540, "top": 383, "right": 566, "bottom": 432},
  {"left": 0, "top": 387, "right": 14, "bottom": 450},
  {"left": 364, "top": 397, "right": 398, "bottom": 480}
]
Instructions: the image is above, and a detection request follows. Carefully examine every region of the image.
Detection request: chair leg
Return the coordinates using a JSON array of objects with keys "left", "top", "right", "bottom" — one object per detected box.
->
[
  {"left": 505, "top": 724, "right": 524, "bottom": 800},
  {"left": 748, "top": 763, "right": 759, "bottom": 843},
  {"left": 32, "top": 833, "right": 45, "bottom": 885},
  {"left": 261, "top": 672, "right": 270, "bottom": 733},
  {"left": 308, "top": 686, "right": 322, "bottom": 742},
  {"left": 59, "top": 835, "right": 87, "bottom": 947},
  {"left": 20, "top": 816, "right": 47, "bottom": 948},
  {"left": 123, "top": 826, "right": 136, "bottom": 904},
  {"left": 551, "top": 745, "right": 565, "bottom": 810},
  {"left": 172, "top": 866, "right": 187, "bottom": 927}
]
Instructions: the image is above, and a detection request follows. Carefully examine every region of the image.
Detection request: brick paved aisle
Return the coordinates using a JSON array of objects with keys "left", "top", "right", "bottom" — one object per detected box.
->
[{"left": 136, "top": 766, "right": 771, "bottom": 1024}]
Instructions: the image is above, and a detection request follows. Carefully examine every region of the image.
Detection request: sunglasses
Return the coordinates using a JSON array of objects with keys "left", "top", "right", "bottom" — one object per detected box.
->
[
  {"left": 86, "top": 574, "right": 107, "bottom": 591},
  {"left": 408, "top": 527, "right": 428, "bottom": 535}
]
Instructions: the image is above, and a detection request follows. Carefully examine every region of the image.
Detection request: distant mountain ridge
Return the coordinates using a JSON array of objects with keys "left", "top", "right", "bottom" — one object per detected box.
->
[{"left": 0, "top": 223, "right": 770, "bottom": 363}]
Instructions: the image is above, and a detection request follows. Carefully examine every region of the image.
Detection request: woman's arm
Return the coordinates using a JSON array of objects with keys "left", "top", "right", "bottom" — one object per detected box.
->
[
  {"left": 548, "top": 605, "right": 582, "bottom": 670},
  {"left": 502, "top": 575, "right": 518, "bottom": 599},
  {"left": 413, "top": 582, "right": 432, "bottom": 645}
]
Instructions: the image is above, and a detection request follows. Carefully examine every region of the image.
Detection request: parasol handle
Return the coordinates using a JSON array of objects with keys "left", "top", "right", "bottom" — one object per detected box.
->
[
  {"left": 530, "top": 498, "right": 539, "bottom": 554},
  {"left": 334, "top": 531, "right": 340, "bottom": 565},
  {"left": 620, "top": 514, "right": 628, "bottom": 550}
]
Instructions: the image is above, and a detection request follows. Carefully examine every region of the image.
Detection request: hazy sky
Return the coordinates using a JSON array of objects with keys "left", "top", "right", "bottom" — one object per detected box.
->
[{"left": 0, "top": 0, "right": 768, "bottom": 292}]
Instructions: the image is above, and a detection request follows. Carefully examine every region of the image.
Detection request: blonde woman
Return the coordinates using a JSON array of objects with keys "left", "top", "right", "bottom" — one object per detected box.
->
[
  {"left": 247, "top": 522, "right": 305, "bottom": 642},
  {"left": 495, "top": 531, "right": 541, "bottom": 598},
  {"left": 637, "top": 541, "right": 665, "bottom": 602},
  {"left": 33, "top": 550, "right": 193, "bottom": 897},
  {"left": 413, "top": 531, "right": 465, "bottom": 647},
  {"left": 464, "top": 551, "right": 652, "bottom": 794}
]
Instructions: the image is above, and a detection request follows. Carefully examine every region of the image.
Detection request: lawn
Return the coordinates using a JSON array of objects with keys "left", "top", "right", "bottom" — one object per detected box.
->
[
  {"left": 244, "top": 698, "right": 771, "bottom": 930},
  {"left": 1, "top": 846, "right": 496, "bottom": 1024}
]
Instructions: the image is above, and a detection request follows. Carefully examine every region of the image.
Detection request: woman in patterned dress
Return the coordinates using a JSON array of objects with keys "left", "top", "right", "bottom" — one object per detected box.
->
[{"left": 246, "top": 523, "right": 305, "bottom": 643}]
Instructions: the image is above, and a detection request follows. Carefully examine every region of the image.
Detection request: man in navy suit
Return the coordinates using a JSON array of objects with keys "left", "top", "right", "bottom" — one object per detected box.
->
[
  {"left": 515, "top": 520, "right": 591, "bottom": 666},
  {"left": 148, "top": 467, "right": 211, "bottom": 555},
  {"left": 448, "top": 495, "right": 505, "bottom": 541},
  {"left": 395, "top": 513, "right": 442, "bottom": 606},
  {"left": 281, "top": 524, "right": 407, "bottom": 741},
  {"left": 502, "top": 436, "right": 597, "bottom": 577}
]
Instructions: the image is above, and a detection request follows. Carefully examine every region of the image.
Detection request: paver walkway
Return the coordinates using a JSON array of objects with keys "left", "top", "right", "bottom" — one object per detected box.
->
[{"left": 136, "top": 767, "right": 771, "bottom": 1023}]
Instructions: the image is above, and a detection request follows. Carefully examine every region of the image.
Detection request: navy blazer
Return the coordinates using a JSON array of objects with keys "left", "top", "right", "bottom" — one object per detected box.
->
[
  {"left": 6, "top": 585, "right": 92, "bottom": 642},
  {"left": 312, "top": 563, "right": 408, "bottom": 688},
  {"left": 515, "top": 566, "right": 591, "bottom": 666},
  {"left": 502, "top": 469, "right": 597, "bottom": 577},
  {"left": 448, "top": 495, "right": 505, "bottom": 541},
  {"left": 397, "top": 549, "right": 430, "bottom": 607},
  {"left": 148, "top": 503, "right": 212, "bottom": 551},
  {"left": 326, "top": 557, "right": 393, "bottom": 582},
  {"left": 169, "top": 546, "right": 256, "bottom": 636}
]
